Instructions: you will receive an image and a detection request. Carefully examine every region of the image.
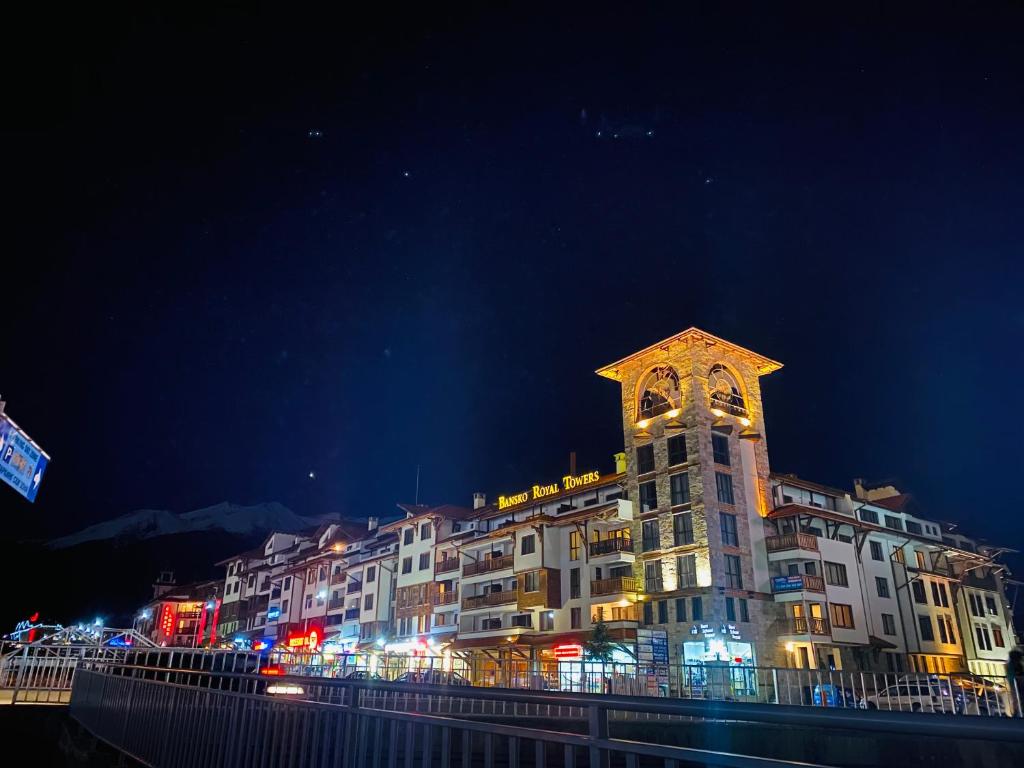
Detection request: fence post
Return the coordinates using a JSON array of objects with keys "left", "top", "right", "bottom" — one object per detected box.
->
[{"left": 587, "top": 703, "right": 610, "bottom": 768}]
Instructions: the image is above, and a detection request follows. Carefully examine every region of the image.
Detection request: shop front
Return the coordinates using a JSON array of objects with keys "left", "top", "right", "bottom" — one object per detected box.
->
[{"left": 680, "top": 622, "right": 757, "bottom": 698}]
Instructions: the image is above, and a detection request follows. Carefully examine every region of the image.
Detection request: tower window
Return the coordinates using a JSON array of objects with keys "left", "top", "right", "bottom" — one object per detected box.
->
[
  {"left": 636, "top": 444, "right": 655, "bottom": 474},
  {"left": 708, "top": 364, "right": 747, "bottom": 417},
  {"left": 638, "top": 366, "right": 682, "bottom": 420}
]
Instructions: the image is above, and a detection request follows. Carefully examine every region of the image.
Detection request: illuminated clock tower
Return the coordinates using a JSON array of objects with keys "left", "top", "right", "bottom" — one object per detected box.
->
[{"left": 596, "top": 328, "right": 784, "bottom": 666}]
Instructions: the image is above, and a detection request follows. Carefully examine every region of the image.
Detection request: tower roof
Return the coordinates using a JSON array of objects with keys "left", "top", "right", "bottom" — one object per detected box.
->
[{"left": 595, "top": 327, "right": 782, "bottom": 381}]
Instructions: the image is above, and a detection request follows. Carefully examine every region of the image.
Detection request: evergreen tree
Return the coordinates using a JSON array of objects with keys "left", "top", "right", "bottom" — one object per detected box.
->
[{"left": 585, "top": 618, "right": 615, "bottom": 662}]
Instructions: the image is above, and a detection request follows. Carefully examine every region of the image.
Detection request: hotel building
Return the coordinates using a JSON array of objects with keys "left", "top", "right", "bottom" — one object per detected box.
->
[{"left": 196, "top": 328, "right": 1015, "bottom": 677}]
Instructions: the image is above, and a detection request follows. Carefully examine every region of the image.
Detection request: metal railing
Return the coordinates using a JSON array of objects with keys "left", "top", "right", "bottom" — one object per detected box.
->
[
  {"left": 766, "top": 532, "right": 819, "bottom": 552},
  {"left": 68, "top": 653, "right": 1024, "bottom": 768},
  {"left": 462, "top": 554, "right": 513, "bottom": 577},
  {"left": 591, "top": 576, "right": 640, "bottom": 595}
]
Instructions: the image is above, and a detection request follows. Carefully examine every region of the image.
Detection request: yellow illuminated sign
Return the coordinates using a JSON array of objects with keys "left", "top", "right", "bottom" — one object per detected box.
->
[{"left": 497, "top": 471, "right": 601, "bottom": 510}]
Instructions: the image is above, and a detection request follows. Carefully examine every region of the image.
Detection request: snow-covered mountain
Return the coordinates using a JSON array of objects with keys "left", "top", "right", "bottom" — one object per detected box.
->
[{"left": 48, "top": 502, "right": 327, "bottom": 549}]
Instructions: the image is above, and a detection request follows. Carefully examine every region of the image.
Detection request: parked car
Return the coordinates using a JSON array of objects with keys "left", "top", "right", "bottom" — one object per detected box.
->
[
  {"left": 866, "top": 682, "right": 967, "bottom": 713},
  {"left": 395, "top": 669, "right": 470, "bottom": 686}
]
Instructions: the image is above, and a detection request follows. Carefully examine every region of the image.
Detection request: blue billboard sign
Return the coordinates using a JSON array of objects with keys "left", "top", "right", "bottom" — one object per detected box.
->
[
  {"left": 0, "top": 413, "right": 50, "bottom": 502},
  {"left": 772, "top": 575, "right": 806, "bottom": 593}
]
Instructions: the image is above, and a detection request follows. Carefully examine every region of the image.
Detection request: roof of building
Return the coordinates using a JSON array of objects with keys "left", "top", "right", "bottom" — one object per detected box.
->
[
  {"left": 385, "top": 504, "right": 478, "bottom": 531},
  {"left": 770, "top": 472, "right": 851, "bottom": 499},
  {"left": 595, "top": 327, "right": 783, "bottom": 381},
  {"left": 865, "top": 493, "right": 913, "bottom": 513}
]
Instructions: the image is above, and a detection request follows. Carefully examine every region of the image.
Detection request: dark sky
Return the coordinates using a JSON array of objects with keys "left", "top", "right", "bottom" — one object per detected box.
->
[{"left": 3, "top": 5, "right": 1022, "bottom": 566}]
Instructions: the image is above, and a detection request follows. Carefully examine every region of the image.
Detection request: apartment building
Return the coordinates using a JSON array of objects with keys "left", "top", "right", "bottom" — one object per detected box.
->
[{"left": 136, "top": 574, "right": 222, "bottom": 647}]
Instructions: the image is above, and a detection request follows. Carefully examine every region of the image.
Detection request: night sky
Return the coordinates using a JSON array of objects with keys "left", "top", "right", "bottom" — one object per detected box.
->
[{"left": 3, "top": 5, "right": 1023, "bottom": 573}]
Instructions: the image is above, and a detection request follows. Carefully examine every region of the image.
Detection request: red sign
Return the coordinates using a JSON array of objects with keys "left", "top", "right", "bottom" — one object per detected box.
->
[
  {"left": 160, "top": 605, "right": 175, "bottom": 639},
  {"left": 553, "top": 643, "right": 583, "bottom": 660},
  {"left": 286, "top": 627, "right": 321, "bottom": 650}
]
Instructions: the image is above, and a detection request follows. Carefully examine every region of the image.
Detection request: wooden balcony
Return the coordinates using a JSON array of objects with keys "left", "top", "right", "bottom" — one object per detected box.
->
[
  {"left": 589, "top": 538, "right": 634, "bottom": 557},
  {"left": 330, "top": 571, "right": 346, "bottom": 585},
  {"left": 433, "top": 590, "right": 459, "bottom": 606},
  {"left": 766, "top": 532, "right": 819, "bottom": 553},
  {"left": 590, "top": 576, "right": 640, "bottom": 596},
  {"left": 435, "top": 558, "right": 460, "bottom": 574},
  {"left": 771, "top": 574, "right": 825, "bottom": 594},
  {"left": 462, "top": 590, "right": 517, "bottom": 610},
  {"left": 463, "top": 554, "right": 513, "bottom": 577},
  {"left": 789, "top": 616, "right": 830, "bottom": 635}
]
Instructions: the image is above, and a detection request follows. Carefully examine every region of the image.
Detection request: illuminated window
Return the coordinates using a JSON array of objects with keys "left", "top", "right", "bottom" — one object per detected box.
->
[
  {"left": 708, "top": 364, "right": 746, "bottom": 416},
  {"left": 569, "top": 531, "right": 581, "bottom": 561},
  {"left": 916, "top": 551, "right": 926, "bottom": 569},
  {"left": 829, "top": 603, "right": 854, "bottom": 629},
  {"left": 892, "top": 545, "right": 905, "bottom": 564},
  {"left": 638, "top": 365, "right": 681, "bottom": 420},
  {"left": 994, "top": 626, "right": 1005, "bottom": 647}
]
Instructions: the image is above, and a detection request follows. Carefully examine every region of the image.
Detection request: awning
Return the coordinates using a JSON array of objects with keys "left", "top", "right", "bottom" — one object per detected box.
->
[
  {"left": 449, "top": 636, "right": 524, "bottom": 650},
  {"left": 868, "top": 635, "right": 898, "bottom": 650}
]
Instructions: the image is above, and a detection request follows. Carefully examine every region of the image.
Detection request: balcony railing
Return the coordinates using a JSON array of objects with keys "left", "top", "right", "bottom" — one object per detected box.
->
[
  {"left": 462, "top": 590, "right": 517, "bottom": 610},
  {"left": 433, "top": 591, "right": 459, "bottom": 606},
  {"left": 346, "top": 581, "right": 362, "bottom": 594},
  {"left": 330, "top": 572, "right": 346, "bottom": 585},
  {"left": 435, "top": 558, "right": 460, "bottom": 574},
  {"left": 766, "top": 532, "right": 819, "bottom": 553},
  {"left": 463, "top": 554, "right": 513, "bottom": 577},
  {"left": 590, "top": 576, "right": 640, "bottom": 596},
  {"left": 589, "top": 538, "right": 634, "bottom": 557},
  {"left": 772, "top": 574, "right": 826, "bottom": 593},
  {"left": 791, "top": 616, "right": 830, "bottom": 635},
  {"left": 344, "top": 608, "right": 360, "bottom": 621},
  {"left": 327, "top": 597, "right": 345, "bottom": 611}
]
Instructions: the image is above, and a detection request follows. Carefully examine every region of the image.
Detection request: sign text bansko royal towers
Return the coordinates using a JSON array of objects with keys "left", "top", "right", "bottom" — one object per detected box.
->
[{"left": 497, "top": 471, "right": 601, "bottom": 510}]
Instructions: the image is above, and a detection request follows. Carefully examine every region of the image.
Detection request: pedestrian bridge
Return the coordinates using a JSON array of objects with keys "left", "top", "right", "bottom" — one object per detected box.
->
[{"left": 65, "top": 653, "right": 1024, "bottom": 768}]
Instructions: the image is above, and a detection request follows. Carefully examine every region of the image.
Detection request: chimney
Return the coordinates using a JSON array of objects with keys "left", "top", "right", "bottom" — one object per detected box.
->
[
  {"left": 473, "top": 492, "right": 486, "bottom": 510},
  {"left": 613, "top": 452, "right": 626, "bottom": 474},
  {"left": 367, "top": 516, "right": 378, "bottom": 532}
]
